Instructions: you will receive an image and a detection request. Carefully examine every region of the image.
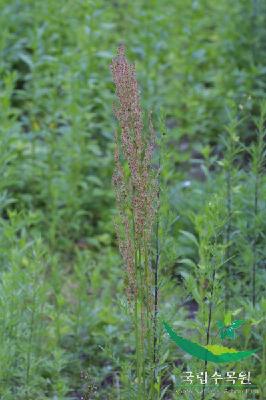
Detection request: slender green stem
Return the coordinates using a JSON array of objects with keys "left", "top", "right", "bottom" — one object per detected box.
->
[
  {"left": 261, "top": 332, "right": 266, "bottom": 399},
  {"left": 144, "top": 241, "right": 151, "bottom": 348},
  {"left": 225, "top": 168, "right": 232, "bottom": 310},
  {"left": 153, "top": 220, "right": 159, "bottom": 367},
  {"left": 252, "top": 173, "right": 259, "bottom": 307},
  {"left": 153, "top": 167, "right": 160, "bottom": 397},
  {"left": 26, "top": 288, "right": 37, "bottom": 400},
  {"left": 134, "top": 295, "right": 141, "bottom": 399},
  {"left": 133, "top": 213, "right": 142, "bottom": 399},
  {"left": 137, "top": 244, "right": 145, "bottom": 396},
  {"left": 201, "top": 267, "right": 216, "bottom": 400}
]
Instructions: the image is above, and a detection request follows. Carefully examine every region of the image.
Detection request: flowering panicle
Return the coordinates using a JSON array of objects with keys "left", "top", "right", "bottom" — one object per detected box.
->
[
  {"left": 110, "top": 44, "right": 159, "bottom": 397},
  {"left": 110, "top": 45, "right": 158, "bottom": 303}
]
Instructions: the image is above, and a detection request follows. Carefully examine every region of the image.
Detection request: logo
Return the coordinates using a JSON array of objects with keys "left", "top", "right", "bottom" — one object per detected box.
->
[{"left": 163, "top": 315, "right": 257, "bottom": 363}]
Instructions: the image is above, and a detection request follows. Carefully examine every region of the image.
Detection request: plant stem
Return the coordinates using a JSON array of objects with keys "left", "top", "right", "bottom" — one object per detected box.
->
[
  {"left": 138, "top": 246, "right": 146, "bottom": 396},
  {"left": 261, "top": 331, "right": 266, "bottom": 399},
  {"left": 134, "top": 296, "right": 141, "bottom": 399},
  {"left": 225, "top": 168, "right": 232, "bottom": 310},
  {"left": 153, "top": 219, "right": 159, "bottom": 367},
  {"left": 144, "top": 241, "right": 154, "bottom": 400},
  {"left": 252, "top": 172, "right": 259, "bottom": 307},
  {"left": 133, "top": 214, "right": 142, "bottom": 399},
  {"left": 26, "top": 290, "right": 36, "bottom": 400},
  {"left": 201, "top": 267, "right": 216, "bottom": 400},
  {"left": 153, "top": 163, "right": 160, "bottom": 391}
]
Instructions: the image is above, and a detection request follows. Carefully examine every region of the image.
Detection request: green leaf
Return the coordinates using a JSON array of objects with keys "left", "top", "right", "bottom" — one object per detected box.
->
[
  {"left": 224, "top": 312, "right": 232, "bottom": 326},
  {"left": 232, "top": 308, "right": 242, "bottom": 316},
  {"left": 19, "top": 53, "right": 34, "bottom": 70},
  {"left": 179, "top": 258, "right": 197, "bottom": 268},
  {"left": 180, "top": 230, "right": 199, "bottom": 247}
]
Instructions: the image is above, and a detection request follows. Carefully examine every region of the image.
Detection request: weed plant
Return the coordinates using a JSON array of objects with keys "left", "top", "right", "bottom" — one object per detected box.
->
[{"left": 0, "top": 0, "right": 265, "bottom": 399}]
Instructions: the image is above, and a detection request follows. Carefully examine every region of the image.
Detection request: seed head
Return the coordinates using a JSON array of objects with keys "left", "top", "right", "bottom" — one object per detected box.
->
[{"left": 110, "top": 45, "right": 158, "bottom": 303}]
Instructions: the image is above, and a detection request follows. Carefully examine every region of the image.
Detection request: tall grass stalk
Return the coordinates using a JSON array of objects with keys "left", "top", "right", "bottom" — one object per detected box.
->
[
  {"left": 110, "top": 45, "right": 159, "bottom": 398},
  {"left": 153, "top": 163, "right": 160, "bottom": 385},
  {"left": 249, "top": 102, "right": 266, "bottom": 306},
  {"left": 221, "top": 115, "right": 241, "bottom": 309},
  {"left": 201, "top": 265, "right": 216, "bottom": 400}
]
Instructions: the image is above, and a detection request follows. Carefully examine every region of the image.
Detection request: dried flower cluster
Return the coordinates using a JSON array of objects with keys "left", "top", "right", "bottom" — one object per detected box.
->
[{"left": 110, "top": 45, "right": 158, "bottom": 304}]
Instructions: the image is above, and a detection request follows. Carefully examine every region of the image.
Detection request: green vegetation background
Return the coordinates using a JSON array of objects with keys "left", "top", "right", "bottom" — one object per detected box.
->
[{"left": 0, "top": 0, "right": 265, "bottom": 399}]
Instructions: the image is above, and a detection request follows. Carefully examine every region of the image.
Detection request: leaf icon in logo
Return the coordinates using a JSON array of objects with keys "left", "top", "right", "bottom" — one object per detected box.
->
[{"left": 217, "top": 319, "right": 245, "bottom": 340}]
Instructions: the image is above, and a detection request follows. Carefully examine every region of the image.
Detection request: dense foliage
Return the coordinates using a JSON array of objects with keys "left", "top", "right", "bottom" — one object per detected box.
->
[{"left": 0, "top": 0, "right": 265, "bottom": 399}]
